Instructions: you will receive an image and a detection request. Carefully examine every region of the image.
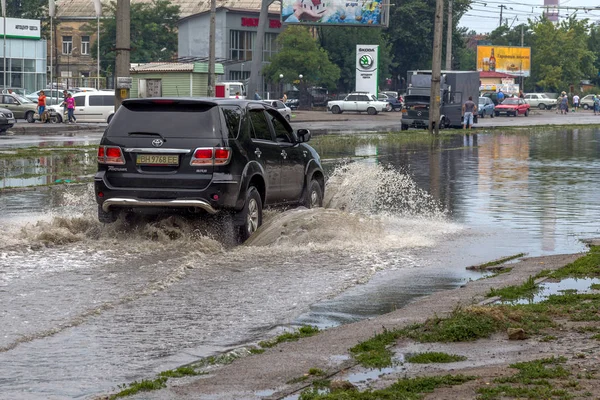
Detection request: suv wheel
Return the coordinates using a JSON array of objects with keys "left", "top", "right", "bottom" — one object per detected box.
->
[
  {"left": 236, "top": 186, "right": 262, "bottom": 243},
  {"left": 98, "top": 205, "right": 118, "bottom": 223},
  {"left": 302, "top": 179, "right": 323, "bottom": 208}
]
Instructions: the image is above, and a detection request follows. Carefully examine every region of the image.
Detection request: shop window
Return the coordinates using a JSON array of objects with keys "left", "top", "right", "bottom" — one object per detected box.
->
[
  {"left": 62, "top": 36, "right": 73, "bottom": 54},
  {"left": 81, "top": 36, "right": 90, "bottom": 55},
  {"left": 24, "top": 59, "right": 35, "bottom": 73},
  {"left": 230, "top": 30, "right": 255, "bottom": 61}
]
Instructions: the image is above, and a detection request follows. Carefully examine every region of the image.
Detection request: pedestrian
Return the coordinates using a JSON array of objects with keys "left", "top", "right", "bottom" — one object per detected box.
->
[
  {"left": 496, "top": 89, "right": 505, "bottom": 104},
  {"left": 253, "top": 90, "right": 261, "bottom": 100},
  {"left": 235, "top": 91, "right": 240, "bottom": 99},
  {"left": 37, "top": 90, "right": 47, "bottom": 123},
  {"left": 594, "top": 95, "right": 600, "bottom": 116},
  {"left": 62, "top": 90, "right": 69, "bottom": 122},
  {"left": 462, "top": 95, "right": 477, "bottom": 130},
  {"left": 281, "top": 93, "right": 287, "bottom": 103},
  {"left": 560, "top": 93, "right": 568, "bottom": 115},
  {"left": 519, "top": 90, "right": 525, "bottom": 99},
  {"left": 65, "top": 93, "right": 76, "bottom": 123},
  {"left": 573, "top": 93, "right": 580, "bottom": 112}
]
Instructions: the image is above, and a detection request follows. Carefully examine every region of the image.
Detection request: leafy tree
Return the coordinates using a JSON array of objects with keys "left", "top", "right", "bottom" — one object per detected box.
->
[
  {"left": 6, "top": 0, "right": 52, "bottom": 39},
  {"left": 262, "top": 26, "right": 340, "bottom": 89},
  {"left": 530, "top": 16, "right": 596, "bottom": 92},
  {"left": 90, "top": 0, "right": 179, "bottom": 76},
  {"left": 317, "top": 26, "right": 393, "bottom": 93},
  {"left": 487, "top": 23, "right": 533, "bottom": 47},
  {"left": 589, "top": 24, "right": 600, "bottom": 86}
]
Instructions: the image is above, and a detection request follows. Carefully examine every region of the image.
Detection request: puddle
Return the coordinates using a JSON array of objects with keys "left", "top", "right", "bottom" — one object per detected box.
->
[
  {"left": 504, "top": 277, "right": 600, "bottom": 304},
  {"left": 254, "top": 389, "right": 276, "bottom": 397}
]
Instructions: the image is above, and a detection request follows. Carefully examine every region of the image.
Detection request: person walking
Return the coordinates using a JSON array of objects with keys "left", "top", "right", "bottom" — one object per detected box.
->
[
  {"left": 253, "top": 90, "right": 261, "bottom": 100},
  {"left": 560, "top": 93, "right": 568, "bottom": 115},
  {"left": 65, "top": 93, "right": 76, "bottom": 123},
  {"left": 37, "top": 90, "right": 47, "bottom": 123},
  {"left": 594, "top": 95, "right": 600, "bottom": 116},
  {"left": 462, "top": 96, "right": 477, "bottom": 130},
  {"left": 62, "top": 90, "right": 69, "bottom": 123},
  {"left": 573, "top": 94, "right": 580, "bottom": 112},
  {"left": 496, "top": 89, "right": 505, "bottom": 104}
]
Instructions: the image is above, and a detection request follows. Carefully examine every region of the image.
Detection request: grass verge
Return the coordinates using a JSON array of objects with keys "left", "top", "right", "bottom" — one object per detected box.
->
[
  {"left": 405, "top": 352, "right": 467, "bottom": 364},
  {"left": 259, "top": 325, "right": 320, "bottom": 348}
]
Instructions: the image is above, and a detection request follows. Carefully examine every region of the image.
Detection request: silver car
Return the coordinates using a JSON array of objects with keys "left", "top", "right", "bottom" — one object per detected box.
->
[{"left": 263, "top": 100, "right": 292, "bottom": 121}]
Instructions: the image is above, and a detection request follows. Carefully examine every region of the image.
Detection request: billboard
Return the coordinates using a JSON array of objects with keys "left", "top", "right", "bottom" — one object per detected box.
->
[
  {"left": 355, "top": 45, "right": 378, "bottom": 94},
  {"left": 281, "top": 0, "right": 388, "bottom": 26},
  {"left": 477, "top": 45, "right": 531, "bottom": 77},
  {"left": 0, "top": 18, "right": 40, "bottom": 40}
]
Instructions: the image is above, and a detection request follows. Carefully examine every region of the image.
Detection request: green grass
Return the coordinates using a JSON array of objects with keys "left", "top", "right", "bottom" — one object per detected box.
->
[
  {"left": 537, "top": 246, "right": 600, "bottom": 280},
  {"left": 487, "top": 276, "right": 540, "bottom": 301},
  {"left": 259, "top": 325, "right": 320, "bottom": 348},
  {"left": 299, "top": 374, "right": 475, "bottom": 399},
  {"left": 349, "top": 327, "right": 404, "bottom": 368},
  {"left": 158, "top": 366, "right": 204, "bottom": 378},
  {"left": 109, "top": 377, "right": 168, "bottom": 399},
  {"left": 406, "top": 352, "right": 467, "bottom": 364},
  {"left": 590, "top": 283, "right": 600, "bottom": 290}
]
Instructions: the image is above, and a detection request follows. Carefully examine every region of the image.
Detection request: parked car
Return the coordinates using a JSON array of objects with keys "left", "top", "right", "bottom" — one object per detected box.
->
[
  {"left": 49, "top": 91, "right": 115, "bottom": 123},
  {"left": 579, "top": 95, "right": 596, "bottom": 110},
  {"left": 0, "top": 93, "right": 39, "bottom": 122},
  {"left": 523, "top": 93, "right": 557, "bottom": 110},
  {"left": 94, "top": 98, "right": 325, "bottom": 244},
  {"left": 327, "top": 92, "right": 388, "bottom": 115},
  {"left": 285, "top": 87, "right": 328, "bottom": 109},
  {"left": 0, "top": 106, "right": 16, "bottom": 133},
  {"left": 26, "top": 89, "right": 71, "bottom": 105},
  {"left": 263, "top": 99, "right": 292, "bottom": 121},
  {"left": 478, "top": 96, "right": 495, "bottom": 118},
  {"left": 71, "top": 87, "right": 99, "bottom": 93},
  {"left": 482, "top": 91, "right": 500, "bottom": 105},
  {"left": 1, "top": 88, "right": 29, "bottom": 96},
  {"left": 494, "top": 98, "right": 530, "bottom": 117},
  {"left": 377, "top": 93, "right": 402, "bottom": 112}
]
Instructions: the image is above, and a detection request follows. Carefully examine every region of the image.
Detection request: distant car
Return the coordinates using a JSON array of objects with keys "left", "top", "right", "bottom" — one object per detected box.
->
[
  {"left": 0, "top": 106, "right": 16, "bottom": 133},
  {"left": 327, "top": 92, "right": 388, "bottom": 115},
  {"left": 482, "top": 91, "right": 500, "bottom": 105},
  {"left": 71, "top": 87, "right": 99, "bottom": 93},
  {"left": 0, "top": 93, "right": 39, "bottom": 122},
  {"left": 478, "top": 96, "right": 495, "bottom": 118},
  {"left": 523, "top": 93, "right": 557, "bottom": 110},
  {"left": 1, "top": 88, "right": 29, "bottom": 96},
  {"left": 263, "top": 99, "right": 292, "bottom": 121},
  {"left": 579, "top": 95, "right": 596, "bottom": 110},
  {"left": 26, "top": 89, "right": 71, "bottom": 106},
  {"left": 494, "top": 98, "right": 530, "bottom": 117},
  {"left": 377, "top": 93, "right": 402, "bottom": 112},
  {"left": 49, "top": 91, "right": 115, "bottom": 123}
]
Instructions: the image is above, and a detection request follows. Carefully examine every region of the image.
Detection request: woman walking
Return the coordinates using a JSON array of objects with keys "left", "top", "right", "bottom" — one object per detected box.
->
[{"left": 65, "top": 93, "right": 76, "bottom": 123}]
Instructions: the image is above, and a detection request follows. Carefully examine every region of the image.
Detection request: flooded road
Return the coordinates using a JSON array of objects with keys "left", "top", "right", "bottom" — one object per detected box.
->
[{"left": 1, "top": 127, "right": 600, "bottom": 399}]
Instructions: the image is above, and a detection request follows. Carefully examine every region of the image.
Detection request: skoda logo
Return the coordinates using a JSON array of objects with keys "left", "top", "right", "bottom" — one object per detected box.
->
[
  {"left": 359, "top": 54, "right": 374, "bottom": 70},
  {"left": 152, "top": 139, "right": 164, "bottom": 147}
]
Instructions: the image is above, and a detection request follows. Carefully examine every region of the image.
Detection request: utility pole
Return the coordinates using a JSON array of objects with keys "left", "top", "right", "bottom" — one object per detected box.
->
[
  {"left": 498, "top": 5, "right": 506, "bottom": 28},
  {"left": 114, "top": 0, "right": 130, "bottom": 110},
  {"left": 520, "top": 24, "right": 524, "bottom": 91},
  {"left": 249, "top": 0, "right": 271, "bottom": 97},
  {"left": 208, "top": 0, "right": 216, "bottom": 96},
  {"left": 429, "top": 0, "right": 443, "bottom": 135},
  {"left": 445, "top": 0, "right": 453, "bottom": 70}
]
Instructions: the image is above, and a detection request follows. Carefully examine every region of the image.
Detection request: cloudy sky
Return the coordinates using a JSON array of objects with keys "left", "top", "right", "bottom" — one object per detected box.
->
[{"left": 458, "top": 0, "right": 599, "bottom": 34}]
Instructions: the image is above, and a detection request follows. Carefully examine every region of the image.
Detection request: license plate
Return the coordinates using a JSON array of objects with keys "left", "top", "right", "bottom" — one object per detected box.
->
[{"left": 136, "top": 154, "right": 179, "bottom": 166}]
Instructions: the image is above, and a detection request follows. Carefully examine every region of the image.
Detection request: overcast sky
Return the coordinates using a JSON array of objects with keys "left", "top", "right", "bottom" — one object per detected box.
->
[{"left": 458, "top": 0, "right": 599, "bottom": 34}]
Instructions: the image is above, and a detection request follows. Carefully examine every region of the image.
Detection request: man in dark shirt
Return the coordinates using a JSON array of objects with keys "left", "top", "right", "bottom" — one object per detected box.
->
[{"left": 462, "top": 96, "right": 477, "bottom": 130}]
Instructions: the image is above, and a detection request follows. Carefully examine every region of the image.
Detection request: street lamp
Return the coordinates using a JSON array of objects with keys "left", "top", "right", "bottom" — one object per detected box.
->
[
  {"left": 67, "top": 47, "right": 78, "bottom": 90},
  {"left": 298, "top": 74, "right": 304, "bottom": 109},
  {"left": 241, "top": 63, "right": 244, "bottom": 81},
  {"left": 279, "top": 73, "right": 284, "bottom": 100}
]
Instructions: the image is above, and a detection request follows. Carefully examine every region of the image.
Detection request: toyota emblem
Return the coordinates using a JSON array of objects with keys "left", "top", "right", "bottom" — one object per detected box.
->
[
  {"left": 417, "top": 111, "right": 422, "bottom": 116},
  {"left": 152, "top": 139, "right": 164, "bottom": 147}
]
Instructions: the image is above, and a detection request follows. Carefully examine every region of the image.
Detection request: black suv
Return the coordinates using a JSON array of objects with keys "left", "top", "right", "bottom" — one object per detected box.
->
[{"left": 94, "top": 98, "right": 325, "bottom": 242}]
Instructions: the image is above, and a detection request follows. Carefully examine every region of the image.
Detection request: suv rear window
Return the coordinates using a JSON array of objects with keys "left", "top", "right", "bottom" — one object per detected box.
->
[{"left": 106, "top": 101, "right": 221, "bottom": 138}]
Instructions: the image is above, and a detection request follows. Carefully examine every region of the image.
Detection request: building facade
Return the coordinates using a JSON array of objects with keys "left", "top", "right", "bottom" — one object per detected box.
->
[
  {"left": 0, "top": 18, "right": 47, "bottom": 92},
  {"left": 178, "top": 7, "right": 283, "bottom": 83}
]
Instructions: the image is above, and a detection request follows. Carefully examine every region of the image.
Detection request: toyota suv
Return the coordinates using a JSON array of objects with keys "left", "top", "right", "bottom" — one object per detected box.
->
[{"left": 94, "top": 98, "right": 325, "bottom": 243}]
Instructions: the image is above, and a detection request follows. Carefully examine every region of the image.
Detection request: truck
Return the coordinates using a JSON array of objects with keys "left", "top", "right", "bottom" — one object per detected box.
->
[
  {"left": 215, "top": 82, "right": 246, "bottom": 99},
  {"left": 401, "top": 70, "right": 480, "bottom": 130}
]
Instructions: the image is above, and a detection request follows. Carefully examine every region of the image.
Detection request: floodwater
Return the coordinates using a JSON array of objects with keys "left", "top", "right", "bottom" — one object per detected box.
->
[{"left": 1, "top": 127, "right": 600, "bottom": 399}]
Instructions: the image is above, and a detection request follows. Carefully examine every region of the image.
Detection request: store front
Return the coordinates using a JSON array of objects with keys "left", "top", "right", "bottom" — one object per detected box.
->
[{"left": 0, "top": 18, "right": 47, "bottom": 93}]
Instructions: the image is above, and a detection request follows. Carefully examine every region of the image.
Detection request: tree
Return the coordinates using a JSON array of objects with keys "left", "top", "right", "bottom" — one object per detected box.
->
[
  {"left": 91, "top": 0, "right": 179, "bottom": 76},
  {"left": 317, "top": 26, "right": 393, "bottom": 93},
  {"left": 6, "top": 0, "right": 52, "bottom": 39},
  {"left": 588, "top": 24, "right": 600, "bottom": 86},
  {"left": 262, "top": 26, "right": 340, "bottom": 90}
]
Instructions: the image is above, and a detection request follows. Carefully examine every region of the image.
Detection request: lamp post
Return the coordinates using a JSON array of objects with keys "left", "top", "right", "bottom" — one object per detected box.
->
[
  {"left": 298, "top": 74, "right": 303, "bottom": 109},
  {"left": 279, "top": 73, "right": 283, "bottom": 100},
  {"left": 67, "top": 47, "right": 77, "bottom": 90},
  {"left": 241, "top": 63, "right": 244, "bottom": 81}
]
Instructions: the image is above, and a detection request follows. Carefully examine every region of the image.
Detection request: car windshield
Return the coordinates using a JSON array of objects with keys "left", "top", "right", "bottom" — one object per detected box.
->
[
  {"left": 479, "top": 98, "right": 486, "bottom": 104},
  {"left": 502, "top": 98, "right": 519, "bottom": 105},
  {"left": 370, "top": 95, "right": 378, "bottom": 101},
  {"left": 539, "top": 94, "right": 548, "bottom": 99},
  {"left": 15, "top": 95, "right": 33, "bottom": 103}
]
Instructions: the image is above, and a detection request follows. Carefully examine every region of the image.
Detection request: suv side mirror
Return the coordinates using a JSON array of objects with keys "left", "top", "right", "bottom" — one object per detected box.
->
[{"left": 297, "top": 128, "right": 311, "bottom": 143}]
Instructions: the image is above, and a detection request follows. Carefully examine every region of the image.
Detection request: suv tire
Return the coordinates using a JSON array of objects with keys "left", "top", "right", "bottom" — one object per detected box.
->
[
  {"left": 98, "top": 205, "right": 118, "bottom": 223},
  {"left": 236, "top": 186, "right": 262, "bottom": 243},
  {"left": 302, "top": 179, "right": 323, "bottom": 208}
]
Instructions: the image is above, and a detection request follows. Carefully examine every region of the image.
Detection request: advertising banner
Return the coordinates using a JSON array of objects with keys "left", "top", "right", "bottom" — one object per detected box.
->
[
  {"left": 0, "top": 18, "right": 41, "bottom": 39},
  {"left": 477, "top": 45, "right": 531, "bottom": 77},
  {"left": 355, "top": 45, "right": 378, "bottom": 94},
  {"left": 281, "top": 0, "right": 388, "bottom": 26}
]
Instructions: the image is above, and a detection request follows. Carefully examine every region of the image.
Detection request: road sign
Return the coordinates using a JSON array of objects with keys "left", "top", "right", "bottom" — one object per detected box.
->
[{"left": 116, "top": 77, "right": 132, "bottom": 89}]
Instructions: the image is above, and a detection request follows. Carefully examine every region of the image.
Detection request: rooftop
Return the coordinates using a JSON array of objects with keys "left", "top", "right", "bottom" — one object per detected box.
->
[
  {"left": 130, "top": 62, "right": 225, "bottom": 73},
  {"left": 480, "top": 71, "right": 517, "bottom": 78}
]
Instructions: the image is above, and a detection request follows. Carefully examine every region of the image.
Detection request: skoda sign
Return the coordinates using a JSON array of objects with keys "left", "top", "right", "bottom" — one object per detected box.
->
[{"left": 355, "top": 45, "right": 379, "bottom": 94}]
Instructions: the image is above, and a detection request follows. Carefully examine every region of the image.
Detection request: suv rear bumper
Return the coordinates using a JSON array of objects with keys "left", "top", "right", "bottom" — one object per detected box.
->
[{"left": 94, "top": 171, "right": 241, "bottom": 213}]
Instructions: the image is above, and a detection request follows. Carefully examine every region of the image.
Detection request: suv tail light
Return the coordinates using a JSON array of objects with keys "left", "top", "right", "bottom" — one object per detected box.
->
[
  {"left": 191, "top": 147, "right": 231, "bottom": 166},
  {"left": 98, "top": 146, "right": 125, "bottom": 165}
]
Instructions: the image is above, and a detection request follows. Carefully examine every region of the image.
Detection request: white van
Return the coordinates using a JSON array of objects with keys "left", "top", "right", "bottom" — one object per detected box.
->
[{"left": 51, "top": 91, "right": 115, "bottom": 123}]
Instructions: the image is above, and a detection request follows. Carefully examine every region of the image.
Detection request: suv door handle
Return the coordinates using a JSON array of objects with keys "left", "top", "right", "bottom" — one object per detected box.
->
[
  {"left": 281, "top": 150, "right": 287, "bottom": 159},
  {"left": 254, "top": 148, "right": 262, "bottom": 158}
]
